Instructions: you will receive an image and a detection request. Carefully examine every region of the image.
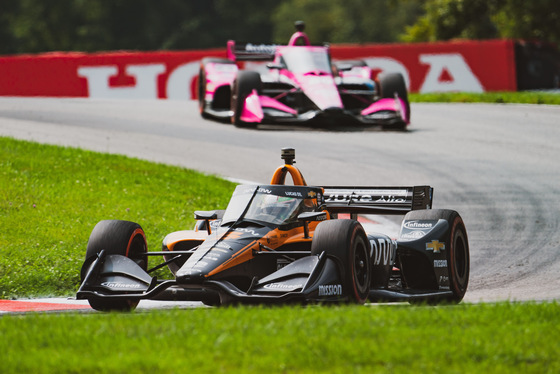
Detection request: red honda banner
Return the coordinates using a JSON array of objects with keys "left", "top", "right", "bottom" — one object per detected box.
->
[
  {"left": 331, "top": 39, "right": 517, "bottom": 93},
  {"left": 0, "top": 40, "right": 517, "bottom": 99}
]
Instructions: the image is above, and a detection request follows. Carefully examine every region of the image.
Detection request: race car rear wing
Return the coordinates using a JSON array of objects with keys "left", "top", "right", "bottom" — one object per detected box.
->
[
  {"left": 227, "top": 40, "right": 278, "bottom": 62},
  {"left": 322, "top": 186, "right": 433, "bottom": 215}
]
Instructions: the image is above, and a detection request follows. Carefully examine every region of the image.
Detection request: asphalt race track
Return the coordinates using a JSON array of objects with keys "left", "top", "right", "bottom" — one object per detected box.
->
[{"left": 1, "top": 97, "right": 559, "bottom": 304}]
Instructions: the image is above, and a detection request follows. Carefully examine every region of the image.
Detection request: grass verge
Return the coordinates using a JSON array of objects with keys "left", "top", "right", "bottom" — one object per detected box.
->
[
  {"left": 0, "top": 136, "right": 235, "bottom": 298},
  {"left": 410, "top": 91, "right": 560, "bottom": 105},
  {"left": 1, "top": 302, "right": 559, "bottom": 373}
]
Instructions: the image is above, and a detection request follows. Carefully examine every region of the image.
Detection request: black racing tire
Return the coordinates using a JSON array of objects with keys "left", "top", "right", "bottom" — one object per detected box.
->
[
  {"left": 231, "top": 70, "right": 261, "bottom": 128},
  {"left": 198, "top": 58, "right": 235, "bottom": 119},
  {"left": 377, "top": 72, "right": 411, "bottom": 126},
  {"left": 84, "top": 220, "right": 148, "bottom": 312},
  {"left": 311, "top": 219, "right": 371, "bottom": 304},
  {"left": 402, "top": 209, "right": 470, "bottom": 304}
]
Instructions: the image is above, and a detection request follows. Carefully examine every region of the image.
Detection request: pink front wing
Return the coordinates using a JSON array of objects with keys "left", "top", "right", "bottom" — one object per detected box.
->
[
  {"left": 240, "top": 91, "right": 298, "bottom": 123},
  {"left": 361, "top": 97, "right": 409, "bottom": 123}
]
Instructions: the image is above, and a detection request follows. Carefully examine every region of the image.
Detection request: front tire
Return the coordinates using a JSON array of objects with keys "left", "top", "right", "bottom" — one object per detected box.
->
[
  {"left": 311, "top": 220, "right": 371, "bottom": 303},
  {"left": 378, "top": 72, "right": 410, "bottom": 129},
  {"left": 231, "top": 71, "right": 261, "bottom": 128},
  {"left": 83, "top": 220, "right": 148, "bottom": 312},
  {"left": 446, "top": 212, "right": 469, "bottom": 303}
]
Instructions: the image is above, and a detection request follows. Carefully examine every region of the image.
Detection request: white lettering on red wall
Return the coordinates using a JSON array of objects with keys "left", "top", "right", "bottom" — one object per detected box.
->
[
  {"left": 0, "top": 40, "right": 516, "bottom": 99},
  {"left": 77, "top": 64, "right": 166, "bottom": 99},
  {"left": 419, "top": 54, "right": 484, "bottom": 93}
]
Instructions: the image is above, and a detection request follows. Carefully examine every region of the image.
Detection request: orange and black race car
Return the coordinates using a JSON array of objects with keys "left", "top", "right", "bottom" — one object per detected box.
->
[{"left": 77, "top": 148, "right": 469, "bottom": 311}]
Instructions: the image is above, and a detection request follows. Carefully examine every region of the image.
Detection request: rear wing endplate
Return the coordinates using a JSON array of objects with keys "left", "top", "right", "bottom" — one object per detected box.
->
[
  {"left": 322, "top": 186, "right": 433, "bottom": 215},
  {"left": 227, "top": 40, "right": 278, "bottom": 62}
]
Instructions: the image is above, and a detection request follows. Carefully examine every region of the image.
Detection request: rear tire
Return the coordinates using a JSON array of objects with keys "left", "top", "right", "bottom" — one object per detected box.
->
[
  {"left": 83, "top": 220, "right": 148, "bottom": 312},
  {"left": 311, "top": 220, "right": 371, "bottom": 303},
  {"left": 231, "top": 71, "right": 261, "bottom": 128},
  {"left": 402, "top": 209, "right": 469, "bottom": 304}
]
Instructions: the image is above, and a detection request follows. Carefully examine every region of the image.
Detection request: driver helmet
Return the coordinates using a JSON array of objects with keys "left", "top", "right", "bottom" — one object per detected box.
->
[{"left": 272, "top": 196, "right": 300, "bottom": 222}]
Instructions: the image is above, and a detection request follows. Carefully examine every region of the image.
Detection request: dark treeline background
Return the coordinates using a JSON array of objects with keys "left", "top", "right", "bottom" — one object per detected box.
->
[{"left": 0, "top": 0, "right": 558, "bottom": 55}]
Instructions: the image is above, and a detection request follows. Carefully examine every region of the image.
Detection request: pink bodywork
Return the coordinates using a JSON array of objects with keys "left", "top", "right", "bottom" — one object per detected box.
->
[
  {"left": 205, "top": 29, "right": 409, "bottom": 126},
  {"left": 277, "top": 46, "right": 344, "bottom": 111},
  {"left": 202, "top": 61, "right": 238, "bottom": 102},
  {"left": 361, "top": 97, "right": 409, "bottom": 124},
  {"left": 239, "top": 45, "right": 343, "bottom": 122},
  {"left": 240, "top": 90, "right": 298, "bottom": 123},
  {"left": 288, "top": 31, "right": 311, "bottom": 46}
]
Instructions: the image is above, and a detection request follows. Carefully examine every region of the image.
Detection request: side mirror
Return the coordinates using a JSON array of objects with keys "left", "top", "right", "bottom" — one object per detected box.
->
[
  {"left": 298, "top": 212, "right": 327, "bottom": 222},
  {"left": 298, "top": 212, "right": 327, "bottom": 239},
  {"left": 336, "top": 63, "right": 354, "bottom": 72},
  {"left": 194, "top": 210, "right": 218, "bottom": 235},
  {"left": 266, "top": 63, "right": 285, "bottom": 70}
]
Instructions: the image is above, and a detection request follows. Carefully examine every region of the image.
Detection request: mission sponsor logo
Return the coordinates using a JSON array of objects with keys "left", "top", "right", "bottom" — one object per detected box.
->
[{"left": 318, "top": 284, "right": 343, "bottom": 296}]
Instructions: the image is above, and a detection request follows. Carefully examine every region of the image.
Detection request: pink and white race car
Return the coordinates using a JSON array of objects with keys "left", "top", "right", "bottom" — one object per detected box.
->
[{"left": 197, "top": 21, "right": 410, "bottom": 129}]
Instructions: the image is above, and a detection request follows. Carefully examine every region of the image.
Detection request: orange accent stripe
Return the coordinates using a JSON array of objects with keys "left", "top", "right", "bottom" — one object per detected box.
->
[
  {"left": 206, "top": 240, "right": 258, "bottom": 277},
  {"left": 205, "top": 222, "right": 322, "bottom": 278}
]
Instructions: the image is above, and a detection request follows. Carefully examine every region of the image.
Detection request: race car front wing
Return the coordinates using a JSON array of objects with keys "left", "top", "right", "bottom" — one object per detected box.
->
[
  {"left": 77, "top": 243, "right": 454, "bottom": 306},
  {"left": 77, "top": 249, "right": 352, "bottom": 305}
]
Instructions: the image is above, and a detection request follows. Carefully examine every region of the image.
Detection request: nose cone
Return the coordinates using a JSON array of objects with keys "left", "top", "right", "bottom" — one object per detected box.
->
[
  {"left": 175, "top": 267, "right": 206, "bottom": 285},
  {"left": 297, "top": 74, "right": 343, "bottom": 110},
  {"left": 323, "top": 106, "right": 344, "bottom": 114}
]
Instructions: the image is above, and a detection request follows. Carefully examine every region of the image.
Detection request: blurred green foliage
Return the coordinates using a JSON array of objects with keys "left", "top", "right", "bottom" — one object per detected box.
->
[
  {"left": 0, "top": 0, "right": 558, "bottom": 54},
  {"left": 402, "top": 0, "right": 560, "bottom": 43}
]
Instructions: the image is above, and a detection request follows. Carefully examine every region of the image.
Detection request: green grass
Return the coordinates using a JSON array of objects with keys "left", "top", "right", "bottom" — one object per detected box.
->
[
  {"left": 0, "top": 136, "right": 235, "bottom": 298},
  {"left": 1, "top": 302, "right": 559, "bottom": 373},
  {"left": 410, "top": 91, "right": 560, "bottom": 105}
]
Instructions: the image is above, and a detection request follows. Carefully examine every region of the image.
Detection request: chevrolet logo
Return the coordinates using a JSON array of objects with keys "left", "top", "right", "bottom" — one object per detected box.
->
[
  {"left": 426, "top": 240, "right": 445, "bottom": 253},
  {"left": 308, "top": 191, "right": 317, "bottom": 198}
]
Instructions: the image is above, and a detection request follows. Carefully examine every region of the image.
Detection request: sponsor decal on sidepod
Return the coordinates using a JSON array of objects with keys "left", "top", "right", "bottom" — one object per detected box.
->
[{"left": 403, "top": 220, "right": 434, "bottom": 230}]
